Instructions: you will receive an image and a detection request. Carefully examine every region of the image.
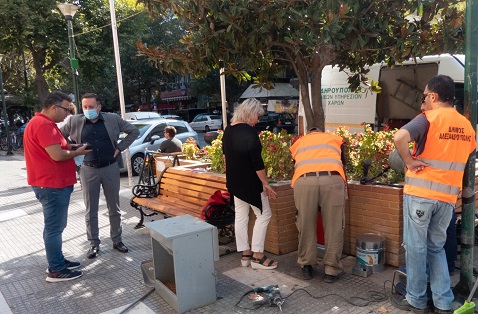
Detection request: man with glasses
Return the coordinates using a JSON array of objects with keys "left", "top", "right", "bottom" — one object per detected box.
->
[
  {"left": 390, "top": 75, "right": 476, "bottom": 313},
  {"left": 159, "top": 126, "right": 182, "bottom": 153},
  {"left": 61, "top": 93, "right": 139, "bottom": 259},
  {"left": 24, "top": 91, "right": 91, "bottom": 282}
]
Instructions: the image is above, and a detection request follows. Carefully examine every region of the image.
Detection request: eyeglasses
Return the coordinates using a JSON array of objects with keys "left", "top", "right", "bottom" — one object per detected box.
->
[
  {"left": 54, "top": 105, "right": 70, "bottom": 113},
  {"left": 421, "top": 93, "right": 430, "bottom": 103}
]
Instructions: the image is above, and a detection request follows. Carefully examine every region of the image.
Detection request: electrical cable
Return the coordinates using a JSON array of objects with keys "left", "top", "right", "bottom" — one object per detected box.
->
[{"left": 235, "top": 283, "right": 390, "bottom": 311}]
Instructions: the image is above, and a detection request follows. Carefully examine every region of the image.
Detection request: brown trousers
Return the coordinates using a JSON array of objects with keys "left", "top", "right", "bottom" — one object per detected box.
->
[{"left": 293, "top": 174, "right": 345, "bottom": 276}]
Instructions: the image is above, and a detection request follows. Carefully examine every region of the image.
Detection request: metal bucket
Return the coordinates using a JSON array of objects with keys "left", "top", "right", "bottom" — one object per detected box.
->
[{"left": 356, "top": 233, "right": 386, "bottom": 272}]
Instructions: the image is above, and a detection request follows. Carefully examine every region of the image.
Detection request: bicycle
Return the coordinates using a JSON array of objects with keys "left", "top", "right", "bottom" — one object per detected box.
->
[{"left": 0, "top": 131, "right": 19, "bottom": 151}]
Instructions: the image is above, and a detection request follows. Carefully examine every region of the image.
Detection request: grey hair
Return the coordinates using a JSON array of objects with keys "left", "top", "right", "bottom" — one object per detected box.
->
[{"left": 231, "top": 98, "right": 264, "bottom": 124}]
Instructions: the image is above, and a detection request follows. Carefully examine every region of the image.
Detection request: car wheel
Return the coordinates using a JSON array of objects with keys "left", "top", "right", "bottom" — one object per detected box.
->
[
  {"left": 272, "top": 127, "right": 281, "bottom": 134},
  {"left": 131, "top": 153, "right": 145, "bottom": 176},
  {"left": 205, "top": 125, "right": 211, "bottom": 132}
]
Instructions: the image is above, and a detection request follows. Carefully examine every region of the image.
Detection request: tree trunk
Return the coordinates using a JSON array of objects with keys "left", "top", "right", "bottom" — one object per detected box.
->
[{"left": 30, "top": 49, "right": 50, "bottom": 106}]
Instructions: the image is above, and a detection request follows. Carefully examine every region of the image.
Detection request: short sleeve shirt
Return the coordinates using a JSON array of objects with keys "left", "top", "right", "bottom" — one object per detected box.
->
[{"left": 24, "top": 113, "right": 76, "bottom": 188}]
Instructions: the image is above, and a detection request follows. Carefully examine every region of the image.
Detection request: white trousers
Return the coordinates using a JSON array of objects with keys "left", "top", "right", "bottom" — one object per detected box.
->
[{"left": 234, "top": 193, "right": 272, "bottom": 253}]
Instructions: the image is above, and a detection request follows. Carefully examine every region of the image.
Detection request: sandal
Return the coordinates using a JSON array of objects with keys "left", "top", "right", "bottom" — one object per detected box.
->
[
  {"left": 241, "top": 254, "right": 252, "bottom": 267},
  {"left": 251, "top": 255, "right": 277, "bottom": 270}
]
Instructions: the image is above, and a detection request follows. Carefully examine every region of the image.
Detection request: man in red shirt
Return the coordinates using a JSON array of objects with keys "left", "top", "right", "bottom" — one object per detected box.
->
[{"left": 24, "top": 91, "right": 91, "bottom": 282}]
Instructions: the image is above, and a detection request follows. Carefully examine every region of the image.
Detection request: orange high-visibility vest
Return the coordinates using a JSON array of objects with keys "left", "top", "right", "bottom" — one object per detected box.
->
[
  {"left": 405, "top": 108, "right": 476, "bottom": 203},
  {"left": 290, "top": 132, "right": 345, "bottom": 187}
]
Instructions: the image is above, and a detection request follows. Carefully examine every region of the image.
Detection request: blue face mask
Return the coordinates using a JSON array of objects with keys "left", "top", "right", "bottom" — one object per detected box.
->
[{"left": 83, "top": 109, "right": 99, "bottom": 120}]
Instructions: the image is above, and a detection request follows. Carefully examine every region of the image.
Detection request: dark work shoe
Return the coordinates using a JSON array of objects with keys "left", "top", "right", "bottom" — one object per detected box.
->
[
  {"left": 324, "top": 271, "right": 345, "bottom": 283},
  {"left": 46, "top": 268, "right": 82, "bottom": 283},
  {"left": 113, "top": 242, "right": 128, "bottom": 253},
  {"left": 434, "top": 309, "right": 451, "bottom": 314},
  {"left": 46, "top": 259, "right": 81, "bottom": 273},
  {"left": 87, "top": 246, "right": 100, "bottom": 259},
  {"left": 301, "top": 265, "right": 313, "bottom": 280},
  {"left": 390, "top": 294, "right": 428, "bottom": 313}
]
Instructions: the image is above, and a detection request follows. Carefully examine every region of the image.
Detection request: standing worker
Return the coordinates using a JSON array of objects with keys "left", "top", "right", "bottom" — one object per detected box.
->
[
  {"left": 61, "top": 93, "right": 139, "bottom": 259},
  {"left": 24, "top": 91, "right": 91, "bottom": 282},
  {"left": 289, "top": 127, "right": 347, "bottom": 281},
  {"left": 390, "top": 75, "right": 476, "bottom": 313}
]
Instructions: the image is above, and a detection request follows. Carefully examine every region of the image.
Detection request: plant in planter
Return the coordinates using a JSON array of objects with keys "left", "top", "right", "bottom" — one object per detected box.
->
[
  {"left": 182, "top": 137, "right": 201, "bottom": 160},
  {"left": 334, "top": 123, "right": 404, "bottom": 183},
  {"left": 202, "top": 131, "right": 225, "bottom": 173},
  {"left": 199, "top": 130, "right": 297, "bottom": 181},
  {"left": 259, "top": 130, "right": 297, "bottom": 181}
]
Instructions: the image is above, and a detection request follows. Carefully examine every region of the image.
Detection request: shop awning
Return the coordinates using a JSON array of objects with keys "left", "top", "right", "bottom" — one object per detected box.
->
[{"left": 161, "top": 96, "right": 192, "bottom": 102}]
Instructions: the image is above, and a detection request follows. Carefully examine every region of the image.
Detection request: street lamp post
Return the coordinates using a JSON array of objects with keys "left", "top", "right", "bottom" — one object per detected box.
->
[
  {"left": 0, "top": 54, "right": 13, "bottom": 156},
  {"left": 57, "top": 3, "right": 80, "bottom": 113}
]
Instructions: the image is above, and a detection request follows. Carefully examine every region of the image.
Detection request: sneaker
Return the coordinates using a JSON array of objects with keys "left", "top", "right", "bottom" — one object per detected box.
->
[
  {"left": 301, "top": 265, "right": 313, "bottom": 280},
  {"left": 390, "top": 294, "right": 428, "bottom": 313},
  {"left": 45, "top": 260, "right": 81, "bottom": 273},
  {"left": 46, "top": 268, "right": 83, "bottom": 283}
]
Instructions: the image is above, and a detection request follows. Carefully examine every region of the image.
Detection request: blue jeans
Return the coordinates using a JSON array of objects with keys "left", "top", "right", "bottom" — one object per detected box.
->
[
  {"left": 444, "top": 210, "right": 457, "bottom": 273},
  {"left": 403, "top": 194, "right": 454, "bottom": 310},
  {"left": 33, "top": 186, "right": 73, "bottom": 272}
]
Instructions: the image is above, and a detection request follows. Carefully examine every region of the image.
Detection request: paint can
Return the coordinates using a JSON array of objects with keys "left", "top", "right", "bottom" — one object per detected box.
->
[{"left": 356, "top": 233, "right": 386, "bottom": 272}]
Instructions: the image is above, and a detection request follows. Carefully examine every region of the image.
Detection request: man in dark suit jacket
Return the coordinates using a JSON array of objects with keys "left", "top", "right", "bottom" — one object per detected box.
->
[{"left": 61, "top": 93, "right": 139, "bottom": 259}]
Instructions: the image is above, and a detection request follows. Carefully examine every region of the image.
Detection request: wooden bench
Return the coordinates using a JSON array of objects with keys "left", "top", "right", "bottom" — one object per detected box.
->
[{"left": 130, "top": 167, "right": 233, "bottom": 235}]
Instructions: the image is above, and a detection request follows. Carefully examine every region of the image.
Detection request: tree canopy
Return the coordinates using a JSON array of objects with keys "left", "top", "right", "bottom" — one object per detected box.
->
[
  {"left": 137, "top": 0, "right": 464, "bottom": 130},
  {"left": 0, "top": 0, "right": 168, "bottom": 110}
]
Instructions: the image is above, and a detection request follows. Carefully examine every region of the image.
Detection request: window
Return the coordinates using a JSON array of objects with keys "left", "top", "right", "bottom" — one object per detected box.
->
[
  {"left": 193, "top": 116, "right": 207, "bottom": 122},
  {"left": 169, "top": 121, "right": 189, "bottom": 134},
  {"left": 148, "top": 123, "right": 167, "bottom": 141}
]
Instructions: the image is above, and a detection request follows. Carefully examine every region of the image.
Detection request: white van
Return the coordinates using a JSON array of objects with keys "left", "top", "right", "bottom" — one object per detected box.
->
[{"left": 299, "top": 54, "right": 465, "bottom": 133}]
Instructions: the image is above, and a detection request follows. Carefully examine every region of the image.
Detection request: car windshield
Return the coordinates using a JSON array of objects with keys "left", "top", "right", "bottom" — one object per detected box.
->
[
  {"left": 132, "top": 123, "right": 152, "bottom": 138},
  {"left": 119, "top": 123, "right": 151, "bottom": 140}
]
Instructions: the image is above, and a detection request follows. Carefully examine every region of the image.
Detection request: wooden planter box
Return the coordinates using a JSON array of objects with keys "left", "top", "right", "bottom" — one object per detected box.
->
[{"left": 247, "top": 181, "right": 298, "bottom": 255}]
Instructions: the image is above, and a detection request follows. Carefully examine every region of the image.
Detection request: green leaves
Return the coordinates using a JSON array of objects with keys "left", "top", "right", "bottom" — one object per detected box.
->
[{"left": 137, "top": 0, "right": 464, "bottom": 130}]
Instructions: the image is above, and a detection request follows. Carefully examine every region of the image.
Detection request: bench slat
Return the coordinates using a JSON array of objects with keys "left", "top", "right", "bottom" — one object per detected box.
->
[
  {"left": 133, "top": 196, "right": 202, "bottom": 218},
  {"left": 161, "top": 179, "right": 225, "bottom": 198},
  {"left": 167, "top": 168, "right": 227, "bottom": 183},
  {"left": 162, "top": 172, "right": 227, "bottom": 190},
  {"left": 131, "top": 167, "right": 231, "bottom": 227}
]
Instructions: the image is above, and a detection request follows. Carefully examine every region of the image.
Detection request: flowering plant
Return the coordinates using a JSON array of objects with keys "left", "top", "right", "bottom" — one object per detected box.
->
[
  {"left": 334, "top": 123, "right": 403, "bottom": 183},
  {"left": 199, "top": 130, "right": 296, "bottom": 181},
  {"left": 259, "top": 130, "right": 297, "bottom": 181},
  {"left": 182, "top": 137, "right": 201, "bottom": 160},
  {"left": 196, "top": 123, "right": 402, "bottom": 184},
  {"left": 202, "top": 131, "right": 225, "bottom": 173}
]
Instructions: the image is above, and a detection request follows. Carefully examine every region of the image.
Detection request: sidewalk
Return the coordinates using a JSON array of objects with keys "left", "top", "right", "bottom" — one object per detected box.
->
[{"left": 0, "top": 151, "right": 467, "bottom": 314}]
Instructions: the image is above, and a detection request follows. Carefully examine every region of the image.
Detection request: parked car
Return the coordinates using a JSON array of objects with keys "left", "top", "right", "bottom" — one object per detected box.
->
[
  {"left": 254, "top": 113, "right": 296, "bottom": 134},
  {"left": 204, "top": 131, "right": 220, "bottom": 145},
  {"left": 119, "top": 118, "right": 198, "bottom": 175},
  {"left": 189, "top": 114, "right": 222, "bottom": 132},
  {"left": 125, "top": 111, "right": 161, "bottom": 120}
]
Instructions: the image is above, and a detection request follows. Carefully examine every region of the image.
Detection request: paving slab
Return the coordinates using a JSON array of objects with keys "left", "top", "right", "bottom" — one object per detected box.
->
[{"left": 0, "top": 150, "right": 474, "bottom": 314}]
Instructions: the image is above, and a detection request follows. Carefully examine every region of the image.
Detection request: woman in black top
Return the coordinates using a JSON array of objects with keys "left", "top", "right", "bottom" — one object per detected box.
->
[{"left": 222, "top": 98, "right": 277, "bottom": 270}]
